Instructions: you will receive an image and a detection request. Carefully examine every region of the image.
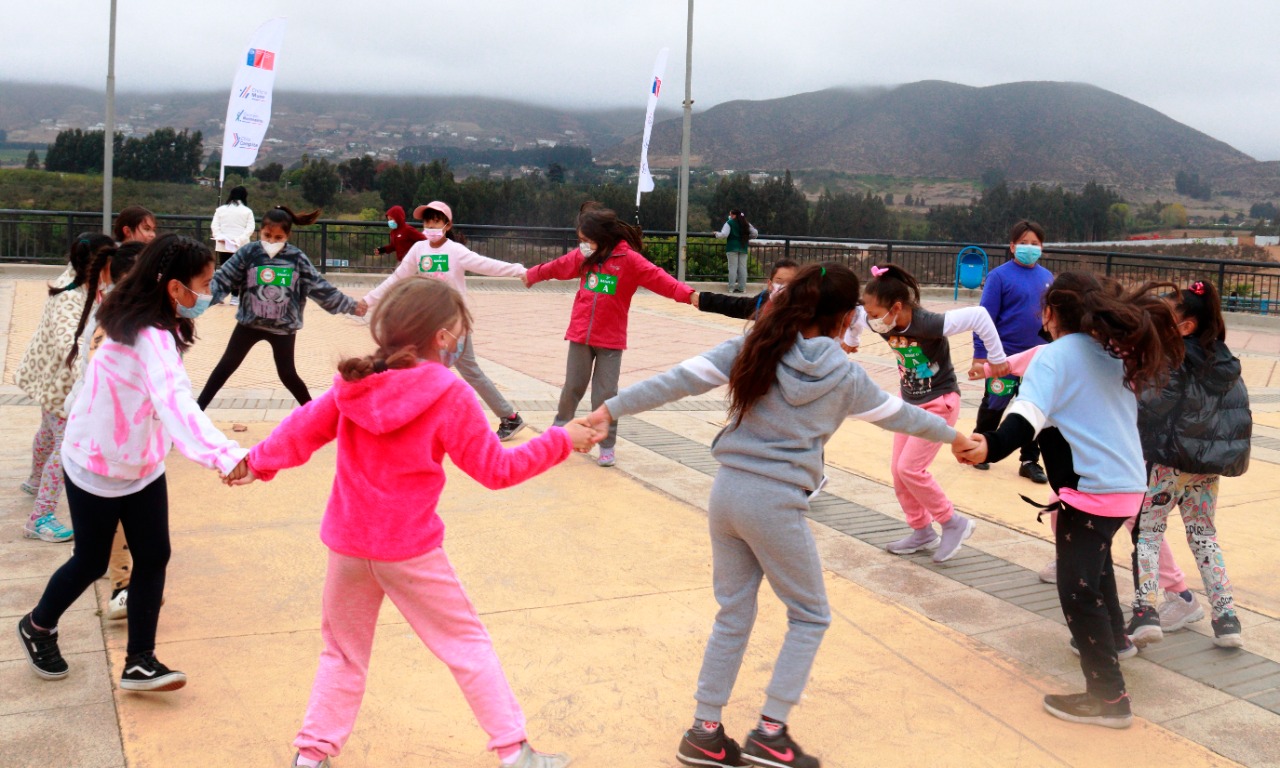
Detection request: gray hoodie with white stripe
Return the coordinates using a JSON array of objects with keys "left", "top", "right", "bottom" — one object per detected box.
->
[{"left": 606, "top": 334, "right": 959, "bottom": 491}]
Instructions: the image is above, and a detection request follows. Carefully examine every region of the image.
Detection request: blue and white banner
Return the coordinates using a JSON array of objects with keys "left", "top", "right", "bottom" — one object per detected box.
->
[
  {"left": 220, "top": 17, "right": 287, "bottom": 183},
  {"left": 636, "top": 47, "right": 669, "bottom": 207}
]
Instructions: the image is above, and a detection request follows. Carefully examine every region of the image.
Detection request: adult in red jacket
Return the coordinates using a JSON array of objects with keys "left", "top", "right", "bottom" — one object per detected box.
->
[
  {"left": 524, "top": 202, "right": 694, "bottom": 467},
  {"left": 373, "top": 205, "right": 426, "bottom": 262}
]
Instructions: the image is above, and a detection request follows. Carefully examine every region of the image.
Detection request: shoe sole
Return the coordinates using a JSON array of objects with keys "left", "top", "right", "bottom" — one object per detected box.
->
[
  {"left": 1160, "top": 606, "right": 1205, "bottom": 632},
  {"left": 742, "top": 754, "right": 794, "bottom": 768},
  {"left": 498, "top": 423, "right": 527, "bottom": 442},
  {"left": 1042, "top": 699, "right": 1132, "bottom": 729},
  {"left": 932, "top": 518, "right": 976, "bottom": 563},
  {"left": 1129, "top": 624, "right": 1163, "bottom": 647},
  {"left": 105, "top": 605, "right": 127, "bottom": 621},
  {"left": 120, "top": 672, "right": 187, "bottom": 692},
  {"left": 1069, "top": 643, "right": 1138, "bottom": 661},
  {"left": 677, "top": 752, "right": 735, "bottom": 767},
  {"left": 886, "top": 537, "right": 941, "bottom": 555},
  {"left": 23, "top": 529, "right": 74, "bottom": 543},
  {"left": 1038, "top": 572, "right": 1056, "bottom": 584},
  {"left": 16, "top": 622, "right": 68, "bottom": 680},
  {"left": 1214, "top": 634, "right": 1244, "bottom": 649}
]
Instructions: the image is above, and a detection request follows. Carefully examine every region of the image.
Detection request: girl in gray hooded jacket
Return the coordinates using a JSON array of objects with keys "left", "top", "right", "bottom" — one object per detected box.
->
[{"left": 588, "top": 263, "right": 976, "bottom": 768}]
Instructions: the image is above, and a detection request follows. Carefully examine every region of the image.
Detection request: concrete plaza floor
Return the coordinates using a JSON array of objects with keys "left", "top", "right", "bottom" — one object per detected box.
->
[{"left": 1, "top": 267, "right": 1278, "bottom": 767}]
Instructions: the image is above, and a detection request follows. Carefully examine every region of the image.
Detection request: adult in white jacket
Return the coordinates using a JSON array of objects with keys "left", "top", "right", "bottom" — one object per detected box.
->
[{"left": 211, "top": 186, "right": 256, "bottom": 304}]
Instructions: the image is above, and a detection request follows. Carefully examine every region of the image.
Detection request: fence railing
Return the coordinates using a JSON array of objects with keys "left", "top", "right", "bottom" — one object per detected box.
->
[{"left": 3, "top": 209, "right": 1278, "bottom": 313}]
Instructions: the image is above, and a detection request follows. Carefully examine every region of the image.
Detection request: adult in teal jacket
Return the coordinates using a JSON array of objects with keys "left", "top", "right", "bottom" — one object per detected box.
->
[{"left": 715, "top": 209, "right": 759, "bottom": 293}]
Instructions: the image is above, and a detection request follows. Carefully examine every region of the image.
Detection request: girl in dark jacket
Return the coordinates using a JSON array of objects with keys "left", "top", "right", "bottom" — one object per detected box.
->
[{"left": 1131, "top": 280, "right": 1250, "bottom": 648}]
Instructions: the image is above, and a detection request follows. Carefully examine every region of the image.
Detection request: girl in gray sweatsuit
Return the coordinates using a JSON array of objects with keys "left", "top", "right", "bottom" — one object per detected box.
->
[{"left": 593, "top": 264, "right": 972, "bottom": 768}]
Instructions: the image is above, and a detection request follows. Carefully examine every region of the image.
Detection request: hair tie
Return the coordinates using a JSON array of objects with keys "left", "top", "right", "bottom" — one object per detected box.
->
[
  {"left": 372, "top": 359, "right": 388, "bottom": 373},
  {"left": 870, "top": 266, "right": 888, "bottom": 277},
  {"left": 1190, "top": 281, "right": 1206, "bottom": 296},
  {"left": 820, "top": 267, "right": 826, "bottom": 278}
]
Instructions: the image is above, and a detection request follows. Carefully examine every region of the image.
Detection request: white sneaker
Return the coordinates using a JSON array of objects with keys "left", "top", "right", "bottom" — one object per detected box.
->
[
  {"left": 502, "top": 743, "right": 571, "bottom": 768},
  {"left": 106, "top": 588, "right": 128, "bottom": 621},
  {"left": 1159, "top": 590, "right": 1205, "bottom": 632},
  {"left": 1038, "top": 560, "right": 1057, "bottom": 584}
]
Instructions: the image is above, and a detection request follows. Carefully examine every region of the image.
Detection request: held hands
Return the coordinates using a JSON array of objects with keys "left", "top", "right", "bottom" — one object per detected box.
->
[
  {"left": 353, "top": 300, "right": 369, "bottom": 317},
  {"left": 563, "top": 418, "right": 606, "bottom": 452},
  {"left": 521, "top": 272, "right": 534, "bottom": 289},
  {"left": 968, "top": 360, "right": 987, "bottom": 380},
  {"left": 691, "top": 292, "right": 700, "bottom": 309},
  {"left": 951, "top": 432, "right": 988, "bottom": 466},
  {"left": 220, "top": 456, "right": 258, "bottom": 487},
  {"left": 841, "top": 341, "right": 859, "bottom": 354},
  {"left": 989, "top": 360, "right": 1011, "bottom": 378}
]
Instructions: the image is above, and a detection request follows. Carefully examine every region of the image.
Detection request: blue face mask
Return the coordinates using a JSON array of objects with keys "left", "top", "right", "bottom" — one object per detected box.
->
[
  {"left": 1013, "top": 244, "right": 1042, "bottom": 266},
  {"left": 177, "top": 284, "right": 213, "bottom": 319},
  {"left": 387, "top": 220, "right": 398, "bottom": 230},
  {"left": 439, "top": 329, "right": 465, "bottom": 368}
]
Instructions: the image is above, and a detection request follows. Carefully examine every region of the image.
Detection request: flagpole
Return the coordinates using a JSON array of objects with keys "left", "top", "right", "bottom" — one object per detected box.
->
[
  {"left": 676, "top": 0, "right": 694, "bottom": 282},
  {"left": 102, "top": 0, "right": 117, "bottom": 234}
]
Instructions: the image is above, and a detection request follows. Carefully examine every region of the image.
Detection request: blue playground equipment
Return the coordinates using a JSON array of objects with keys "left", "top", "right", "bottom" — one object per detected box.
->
[{"left": 954, "top": 246, "right": 989, "bottom": 299}]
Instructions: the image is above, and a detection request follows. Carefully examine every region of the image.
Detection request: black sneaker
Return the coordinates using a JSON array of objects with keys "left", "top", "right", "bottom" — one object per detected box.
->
[
  {"left": 677, "top": 722, "right": 745, "bottom": 766},
  {"left": 741, "top": 724, "right": 819, "bottom": 768},
  {"left": 17, "top": 613, "right": 68, "bottom": 680},
  {"left": 496, "top": 414, "right": 526, "bottom": 442},
  {"left": 1212, "top": 613, "right": 1244, "bottom": 648},
  {"left": 1126, "top": 605, "right": 1163, "bottom": 646},
  {"left": 1020, "top": 461, "right": 1048, "bottom": 484},
  {"left": 973, "top": 462, "right": 990, "bottom": 471},
  {"left": 120, "top": 652, "right": 187, "bottom": 692},
  {"left": 1042, "top": 691, "right": 1133, "bottom": 729},
  {"left": 1069, "top": 635, "right": 1138, "bottom": 660}
]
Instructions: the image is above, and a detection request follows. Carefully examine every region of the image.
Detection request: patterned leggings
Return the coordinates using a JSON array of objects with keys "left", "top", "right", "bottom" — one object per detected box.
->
[
  {"left": 1134, "top": 464, "right": 1235, "bottom": 619},
  {"left": 25, "top": 410, "right": 67, "bottom": 521}
]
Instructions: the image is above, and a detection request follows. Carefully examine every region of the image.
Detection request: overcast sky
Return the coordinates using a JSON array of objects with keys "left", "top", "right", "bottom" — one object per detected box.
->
[{"left": 3, "top": 0, "right": 1279, "bottom": 159}]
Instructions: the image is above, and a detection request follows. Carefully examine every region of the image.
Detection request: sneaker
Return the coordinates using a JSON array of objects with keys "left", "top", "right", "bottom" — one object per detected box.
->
[
  {"left": 886, "top": 526, "right": 940, "bottom": 555},
  {"left": 1126, "top": 605, "right": 1164, "bottom": 646},
  {"left": 1158, "top": 590, "right": 1205, "bottom": 632},
  {"left": 23, "top": 513, "right": 73, "bottom": 543},
  {"left": 107, "top": 587, "right": 128, "bottom": 621},
  {"left": 1069, "top": 635, "right": 1138, "bottom": 660},
  {"left": 597, "top": 448, "right": 616, "bottom": 468},
  {"left": 1212, "top": 613, "right": 1244, "bottom": 648},
  {"left": 290, "top": 755, "right": 331, "bottom": 768},
  {"left": 678, "top": 723, "right": 744, "bottom": 767},
  {"left": 741, "top": 723, "right": 819, "bottom": 768},
  {"left": 120, "top": 652, "right": 187, "bottom": 692},
  {"left": 17, "top": 613, "right": 69, "bottom": 680},
  {"left": 933, "top": 513, "right": 976, "bottom": 563},
  {"left": 229, "top": 295, "right": 239, "bottom": 307},
  {"left": 1042, "top": 691, "right": 1133, "bottom": 729},
  {"left": 496, "top": 414, "right": 527, "bottom": 442},
  {"left": 1020, "top": 461, "right": 1049, "bottom": 484},
  {"left": 1038, "top": 560, "right": 1057, "bottom": 584},
  {"left": 972, "top": 462, "right": 990, "bottom": 471},
  {"left": 20, "top": 481, "right": 37, "bottom": 495},
  {"left": 502, "top": 742, "right": 572, "bottom": 768}
]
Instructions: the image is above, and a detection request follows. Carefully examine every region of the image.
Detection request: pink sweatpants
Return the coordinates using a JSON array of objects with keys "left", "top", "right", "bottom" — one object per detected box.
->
[
  {"left": 294, "top": 547, "right": 527, "bottom": 761},
  {"left": 891, "top": 391, "right": 960, "bottom": 530},
  {"left": 1047, "top": 511, "right": 1189, "bottom": 593}
]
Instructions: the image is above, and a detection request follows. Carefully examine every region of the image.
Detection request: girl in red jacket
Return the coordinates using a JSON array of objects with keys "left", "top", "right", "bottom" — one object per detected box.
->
[
  {"left": 372, "top": 204, "right": 425, "bottom": 262},
  {"left": 523, "top": 202, "right": 695, "bottom": 467},
  {"left": 230, "top": 278, "right": 597, "bottom": 768}
]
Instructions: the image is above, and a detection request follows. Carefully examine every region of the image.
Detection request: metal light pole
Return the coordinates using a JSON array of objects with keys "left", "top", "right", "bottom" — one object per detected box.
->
[
  {"left": 102, "top": 0, "right": 117, "bottom": 234},
  {"left": 675, "top": 0, "right": 694, "bottom": 282}
]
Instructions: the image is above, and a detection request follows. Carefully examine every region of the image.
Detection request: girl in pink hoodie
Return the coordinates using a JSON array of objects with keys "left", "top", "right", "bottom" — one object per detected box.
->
[{"left": 232, "top": 278, "right": 596, "bottom": 768}]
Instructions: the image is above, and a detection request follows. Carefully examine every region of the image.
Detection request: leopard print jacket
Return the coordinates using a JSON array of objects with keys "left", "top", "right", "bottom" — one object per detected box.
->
[{"left": 14, "top": 284, "right": 86, "bottom": 418}]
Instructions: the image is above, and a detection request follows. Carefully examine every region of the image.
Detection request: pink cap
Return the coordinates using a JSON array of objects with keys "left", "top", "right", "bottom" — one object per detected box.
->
[{"left": 412, "top": 201, "right": 452, "bottom": 222}]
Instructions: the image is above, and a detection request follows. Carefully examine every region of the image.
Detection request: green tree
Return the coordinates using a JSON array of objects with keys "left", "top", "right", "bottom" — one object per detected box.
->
[
  {"left": 300, "top": 159, "right": 341, "bottom": 207},
  {"left": 547, "top": 162, "right": 566, "bottom": 184},
  {"left": 24, "top": 150, "right": 39, "bottom": 170},
  {"left": 337, "top": 156, "right": 377, "bottom": 192},
  {"left": 253, "top": 162, "right": 284, "bottom": 183}
]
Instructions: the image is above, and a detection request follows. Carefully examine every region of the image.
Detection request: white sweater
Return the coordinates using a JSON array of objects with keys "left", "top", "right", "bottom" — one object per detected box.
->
[
  {"left": 211, "top": 202, "right": 256, "bottom": 253},
  {"left": 364, "top": 237, "right": 526, "bottom": 307}
]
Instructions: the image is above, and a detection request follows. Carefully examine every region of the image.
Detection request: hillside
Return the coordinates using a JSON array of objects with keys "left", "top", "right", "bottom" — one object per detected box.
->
[{"left": 603, "top": 81, "right": 1279, "bottom": 196}]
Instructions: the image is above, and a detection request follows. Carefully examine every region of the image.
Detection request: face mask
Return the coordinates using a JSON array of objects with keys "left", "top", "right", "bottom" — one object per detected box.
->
[
  {"left": 101, "top": 283, "right": 114, "bottom": 296},
  {"left": 867, "top": 310, "right": 896, "bottom": 334},
  {"left": 769, "top": 281, "right": 786, "bottom": 297},
  {"left": 387, "top": 220, "right": 398, "bottom": 230},
  {"left": 1013, "top": 244, "right": 1042, "bottom": 266},
  {"left": 424, "top": 228, "right": 445, "bottom": 241},
  {"left": 579, "top": 241, "right": 595, "bottom": 258},
  {"left": 439, "top": 330, "right": 465, "bottom": 368},
  {"left": 177, "top": 285, "right": 213, "bottom": 319},
  {"left": 261, "top": 240, "right": 285, "bottom": 257}
]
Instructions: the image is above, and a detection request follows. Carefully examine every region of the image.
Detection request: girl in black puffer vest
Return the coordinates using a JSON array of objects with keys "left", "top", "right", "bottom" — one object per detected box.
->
[{"left": 1132, "top": 280, "right": 1251, "bottom": 648}]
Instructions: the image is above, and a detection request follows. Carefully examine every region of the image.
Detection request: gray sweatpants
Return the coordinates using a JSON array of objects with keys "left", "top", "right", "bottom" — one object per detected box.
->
[
  {"left": 694, "top": 466, "right": 831, "bottom": 723},
  {"left": 453, "top": 333, "right": 515, "bottom": 419},
  {"left": 552, "top": 341, "right": 622, "bottom": 449},
  {"left": 727, "top": 251, "right": 749, "bottom": 292}
]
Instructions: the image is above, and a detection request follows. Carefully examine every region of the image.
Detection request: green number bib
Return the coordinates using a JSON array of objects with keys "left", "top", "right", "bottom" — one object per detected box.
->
[
  {"left": 418, "top": 254, "right": 449, "bottom": 273},
  {"left": 256, "top": 265, "right": 294, "bottom": 287},
  {"left": 584, "top": 272, "right": 618, "bottom": 295},
  {"left": 987, "top": 376, "right": 1018, "bottom": 397},
  {"left": 895, "top": 345, "right": 935, "bottom": 378}
]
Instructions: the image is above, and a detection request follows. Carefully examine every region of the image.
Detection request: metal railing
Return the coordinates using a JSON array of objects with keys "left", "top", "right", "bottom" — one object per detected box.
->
[{"left": 2, "top": 209, "right": 1277, "bottom": 313}]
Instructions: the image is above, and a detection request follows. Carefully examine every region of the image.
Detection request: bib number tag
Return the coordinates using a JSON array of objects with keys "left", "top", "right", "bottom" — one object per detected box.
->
[
  {"left": 584, "top": 272, "right": 618, "bottom": 295},
  {"left": 256, "top": 266, "right": 294, "bottom": 287},
  {"left": 419, "top": 254, "right": 449, "bottom": 273},
  {"left": 986, "top": 376, "right": 1018, "bottom": 396},
  {"left": 896, "top": 345, "right": 934, "bottom": 379}
]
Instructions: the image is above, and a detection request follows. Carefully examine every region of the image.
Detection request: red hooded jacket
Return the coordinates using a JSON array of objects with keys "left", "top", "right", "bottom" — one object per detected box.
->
[
  {"left": 376, "top": 205, "right": 426, "bottom": 262},
  {"left": 525, "top": 241, "right": 694, "bottom": 350}
]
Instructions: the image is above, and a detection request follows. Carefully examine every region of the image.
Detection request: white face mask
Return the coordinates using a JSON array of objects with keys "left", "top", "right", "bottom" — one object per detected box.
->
[
  {"left": 424, "top": 228, "right": 445, "bottom": 241},
  {"left": 867, "top": 310, "right": 896, "bottom": 334},
  {"left": 261, "top": 240, "right": 285, "bottom": 257},
  {"left": 769, "top": 281, "right": 786, "bottom": 297},
  {"left": 579, "top": 241, "right": 595, "bottom": 258}
]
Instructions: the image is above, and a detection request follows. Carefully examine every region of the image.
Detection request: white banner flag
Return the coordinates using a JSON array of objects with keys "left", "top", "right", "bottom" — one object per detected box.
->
[
  {"left": 220, "top": 17, "right": 287, "bottom": 184},
  {"left": 636, "top": 47, "right": 669, "bottom": 207}
]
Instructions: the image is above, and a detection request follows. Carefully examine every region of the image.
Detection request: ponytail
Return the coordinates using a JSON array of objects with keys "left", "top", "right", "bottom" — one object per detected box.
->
[
  {"left": 863, "top": 263, "right": 920, "bottom": 309},
  {"left": 338, "top": 278, "right": 472, "bottom": 382},
  {"left": 49, "top": 233, "right": 112, "bottom": 297},
  {"left": 66, "top": 241, "right": 142, "bottom": 370},
  {"left": 1175, "top": 280, "right": 1226, "bottom": 351},
  {"left": 262, "top": 204, "right": 321, "bottom": 234}
]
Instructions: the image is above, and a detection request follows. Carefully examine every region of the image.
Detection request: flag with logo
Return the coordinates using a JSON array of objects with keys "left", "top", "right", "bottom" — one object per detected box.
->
[
  {"left": 635, "top": 47, "right": 669, "bottom": 207},
  {"left": 220, "top": 17, "right": 287, "bottom": 185}
]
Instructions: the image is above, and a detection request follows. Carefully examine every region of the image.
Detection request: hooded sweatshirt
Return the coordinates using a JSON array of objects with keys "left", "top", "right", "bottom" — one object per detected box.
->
[
  {"left": 525, "top": 241, "right": 694, "bottom": 350},
  {"left": 606, "top": 335, "right": 957, "bottom": 491},
  {"left": 246, "top": 360, "right": 573, "bottom": 561},
  {"left": 210, "top": 241, "right": 357, "bottom": 334},
  {"left": 376, "top": 205, "right": 426, "bottom": 262}
]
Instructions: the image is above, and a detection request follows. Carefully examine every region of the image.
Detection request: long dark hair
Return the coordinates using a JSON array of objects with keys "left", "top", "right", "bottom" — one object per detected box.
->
[
  {"left": 112, "top": 206, "right": 155, "bottom": 243},
  {"left": 96, "top": 235, "right": 215, "bottom": 354},
  {"left": 1175, "top": 280, "right": 1226, "bottom": 352},
  {"left": 66, "top": 241, "right": 144, "bottom": 369},
  {"left": 50, "top": 233, "right": 113, "bottom": 296},
  {"left": 577, "top": 201, "right": 643, "bottom": 274},
  {"left": 262, "top": 204, "right": 321, "bottom": 235},
  {"left": 730, "top": 209, "right": 752, "bottom": 239},
  {"left": 1043, "top": 272, "right": 1184, "bottom": 394},
  {"left": 338, "top": 278, "right": 472, "bottom": 382},
  {"left": 728, "top": 263, "right": 860, "bottom": 423},
  {"left": 863, "top": 263, "right": 921, "bottom": 309},
  {"left": 226, "top": 186, "right": 248, "bottom": 205}
]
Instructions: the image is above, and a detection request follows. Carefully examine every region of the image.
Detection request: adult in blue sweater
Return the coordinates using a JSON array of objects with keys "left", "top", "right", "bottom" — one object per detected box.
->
[{"left": 970, "top": 219, "right": 1053, "bottom": 482}]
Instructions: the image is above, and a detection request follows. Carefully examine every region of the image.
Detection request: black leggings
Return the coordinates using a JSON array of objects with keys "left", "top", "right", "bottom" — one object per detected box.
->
[
  {"left": 197, "top": 324, "right": 310, "bottom": 409},
  {"left": 33, "top": 473, "right": 170, "bottom": 656},
  {"left": 1056, "top": 503, "right": 1128, "bottom": 700}
]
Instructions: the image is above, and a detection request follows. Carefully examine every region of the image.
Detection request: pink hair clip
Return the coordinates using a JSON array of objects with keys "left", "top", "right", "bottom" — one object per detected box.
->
[
  {"left": 870, "top": 266, "right": 888, "bottom": 277},
  {"left": 1190, "top": 281, "right": 1206, "bottom": 296}
]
